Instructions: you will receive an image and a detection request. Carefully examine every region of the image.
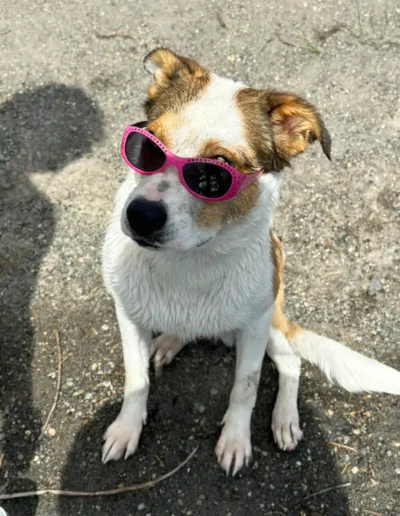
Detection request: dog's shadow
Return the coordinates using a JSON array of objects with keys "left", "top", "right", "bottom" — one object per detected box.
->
[
  {"left": 0, "top": 84, "right": 104, "bottom": 516},
  {"left": 58, "top": 342, "right": 350, "bottom": 516}
]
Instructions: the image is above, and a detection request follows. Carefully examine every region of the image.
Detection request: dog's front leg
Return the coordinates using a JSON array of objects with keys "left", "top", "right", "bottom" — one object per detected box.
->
[
  {"left": 102, "top": 304, "right": 151, "bottom": 463},
  {"left": 215, "top": 307, "right": 273, "bottom": 475}
]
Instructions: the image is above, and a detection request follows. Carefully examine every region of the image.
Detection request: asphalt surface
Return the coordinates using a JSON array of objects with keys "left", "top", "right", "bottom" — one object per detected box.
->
[{"left": 0, "top": 1, "right": 399, "bottom": 515}]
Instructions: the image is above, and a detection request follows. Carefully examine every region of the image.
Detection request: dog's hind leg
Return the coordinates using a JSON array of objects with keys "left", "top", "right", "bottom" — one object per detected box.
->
[
  {"left": 151, "top": 334, "right": 187, "bottom": 366},
  {"left": 268, "top": 230, "right": 303, "bottom": 451},
  {"left": 267, "top": 325, "right": 303, "bottom": 451}
]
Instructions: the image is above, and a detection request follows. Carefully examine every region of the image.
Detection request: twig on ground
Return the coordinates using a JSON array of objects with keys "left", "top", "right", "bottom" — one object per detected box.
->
[
  {"left": 314, "top": 24, "right": 345, "bottom": 44},
  {"left": 155, "top": 455, "right": 165, "bottom": 468},
  {"left": 47, "top": 356, "right": 69, "bottom": 377},
  {"left": 0, "top": 447, "right": 198, "bottom": 500},
  {"left": 304, "top": 482, "right": 351, "bottom": 500},
  {"left": 362, "top": 511, "right": 382, "bottom": 516},
  {"left": 371, "top": 403, "right": 385, "bottom": 417},
  {"left": 354, "top": 0, "right": 364, "bottom": 42},
  {"left": 322, "top": 270, "right": 343, "bottom": 278},
  {"left": 328, "top": 441, "right": 358, "bottom": 453},
  {"left": 216, "top": 9, "right": 228, "bottom": 29},
  {"left": 39, "top": 329, "right": 62, "bottom": 440},
  {"left": 0, "top": 454, "right": 4, "bottom": 469},
  {"left": 380, "top": 219, "right": 400, "bottom": 225},
  {"left": 275, "top": 32, "right": 296, "bottom": 47},
  {"left": 95, "top": 30, "right": 134, "bottom": 41}
]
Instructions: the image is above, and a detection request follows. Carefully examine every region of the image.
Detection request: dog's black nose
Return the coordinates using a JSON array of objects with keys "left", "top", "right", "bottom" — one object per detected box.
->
[{"left": 126, "top": 198, "right": 167, "bottom": 237}]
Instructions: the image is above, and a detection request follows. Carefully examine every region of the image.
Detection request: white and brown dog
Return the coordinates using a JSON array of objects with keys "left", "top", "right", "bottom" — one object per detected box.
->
[{"left": 101, "top": 48, "right": 400, "bottom": 475}]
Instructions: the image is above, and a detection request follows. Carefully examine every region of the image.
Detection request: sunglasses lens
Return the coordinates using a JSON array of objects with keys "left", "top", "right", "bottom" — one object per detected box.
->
[
  {"left": 182, "top": 163, "right": 233, "bottom": 199},
  {"left": 125, "top": 131, "right": 166, "bottom": 172}
]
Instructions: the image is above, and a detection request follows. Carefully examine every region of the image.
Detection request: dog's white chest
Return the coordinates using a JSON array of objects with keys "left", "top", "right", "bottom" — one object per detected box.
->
[{"left": 104, "top": 235, "right": 273, "bottom": 341}]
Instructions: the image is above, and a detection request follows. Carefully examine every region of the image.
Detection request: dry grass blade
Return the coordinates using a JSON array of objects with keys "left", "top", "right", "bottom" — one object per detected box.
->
[
  {"left": 0, "top": 447, "right": 198, "bottom": 500},
  {"left": 328, "top": 441, "right": 358, "bottom": 453},
  {"left": 304, "top": 482, "right": 351, "bottom": 500},
  {"left": 39, "top": 329, "right": 62, "bottom": 440}
]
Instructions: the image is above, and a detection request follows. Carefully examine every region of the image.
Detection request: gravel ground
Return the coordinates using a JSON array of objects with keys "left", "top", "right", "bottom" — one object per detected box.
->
[{"left": 1, "top": 1, "right": 399, "bottom": 515}]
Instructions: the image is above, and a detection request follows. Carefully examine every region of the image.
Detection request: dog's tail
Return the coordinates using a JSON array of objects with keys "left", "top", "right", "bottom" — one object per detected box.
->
[{"left": 289, "top": 327, "right": 400, "bottom": 394}]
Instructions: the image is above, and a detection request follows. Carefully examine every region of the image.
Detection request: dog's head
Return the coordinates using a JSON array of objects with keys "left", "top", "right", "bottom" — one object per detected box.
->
[{"left": 121, "top": 48, "right": 331, "bottom": 251}]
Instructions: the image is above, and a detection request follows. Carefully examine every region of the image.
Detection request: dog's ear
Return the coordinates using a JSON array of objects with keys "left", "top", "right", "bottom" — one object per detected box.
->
[
  {"left": 143, "top": 48, "right": 206, "bottom": 90},
  {"left": 265, "top": 90, "right": 331, "bottom": 164}
]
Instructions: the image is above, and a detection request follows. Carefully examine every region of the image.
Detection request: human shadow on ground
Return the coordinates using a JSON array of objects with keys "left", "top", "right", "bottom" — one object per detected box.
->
[{"left": 0, "top": 84, "right": 104, "bottom": 515}]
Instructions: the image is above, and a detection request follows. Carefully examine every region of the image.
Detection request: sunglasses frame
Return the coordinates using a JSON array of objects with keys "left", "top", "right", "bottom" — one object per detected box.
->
[{"left": 120, "top": 122, "right": 264, "bottom": 202}]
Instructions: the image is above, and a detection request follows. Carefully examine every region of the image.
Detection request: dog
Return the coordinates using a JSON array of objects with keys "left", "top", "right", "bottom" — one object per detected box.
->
[{"left": 101, "top": 48, "right": 400, "bottom": 475}]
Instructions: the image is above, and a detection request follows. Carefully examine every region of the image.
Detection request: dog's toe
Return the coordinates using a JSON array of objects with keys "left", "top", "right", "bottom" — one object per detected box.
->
[
  {"left": 215, "top": 423, "right": 252, "bottom": 476},
  {"left": 271, "top": 408, "right": 303, "bottom": 452},
  {"left": 102, "top": 417, "right": 143, "bottom": 463}
]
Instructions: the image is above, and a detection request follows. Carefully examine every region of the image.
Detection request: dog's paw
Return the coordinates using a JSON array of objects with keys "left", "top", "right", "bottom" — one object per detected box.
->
[
  {"left": 271, "top": 405, "right": 303, "bottom": 452},
  {"left": 215, "top": 419, "right": 252, "bottom": 476},
  {"left": 151, "top": 334, "right": 183, "bottom": 366},
  {"left": 102, "top": 415, "right": 144, "bottom": 463}
]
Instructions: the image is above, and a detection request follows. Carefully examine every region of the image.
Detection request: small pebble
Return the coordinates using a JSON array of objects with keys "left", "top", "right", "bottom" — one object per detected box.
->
[
  {"left": 351, "top": 466, "right": 359, "bottom": 474},
  {"left": 368, "top": 279, "right": 383, "bottom": 296},
  {"left": 194, "top": 402, "right": 205, "bottom": 414},
  {"left": 138, "top": 503, "right": 145, "bottom": 511}
]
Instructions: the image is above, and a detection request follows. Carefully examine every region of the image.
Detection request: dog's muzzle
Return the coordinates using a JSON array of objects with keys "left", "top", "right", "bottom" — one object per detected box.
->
[{"left": 123, "top": 197, "right": 167, "bottom": 247}]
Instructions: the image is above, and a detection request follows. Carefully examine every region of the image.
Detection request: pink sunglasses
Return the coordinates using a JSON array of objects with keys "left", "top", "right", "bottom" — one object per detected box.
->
[{"left": 120, "top": 122, "right": 264, "bottom": 202}]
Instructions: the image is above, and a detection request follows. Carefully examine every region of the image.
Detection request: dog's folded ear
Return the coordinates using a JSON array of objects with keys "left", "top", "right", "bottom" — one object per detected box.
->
[
  {"left": 144, "top": 48, "right": 206, "bottom": 89},
  {"left": 265, "top": 90, "right": 331, "bottom": 163}
]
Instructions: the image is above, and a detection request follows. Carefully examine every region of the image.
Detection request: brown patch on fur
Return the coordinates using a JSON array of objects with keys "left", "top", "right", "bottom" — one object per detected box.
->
[
  {"left": 236, "top": 88, "right": 279, "bottom": 171},
  {"left": 236, "top": 88, "right": 331, "bottom": 172},
  {"left": 266, "top": 91, "right": 331, "bottom": 162},
  {"left": 143, "top": 48, "right": 210, "bottom": 122},
  {"left": 196, "top": 181, "right": 260, "bottom": 228},
  {"left": 198, "top": 138, "right": 258, "bottom": 174},
  {"left": 270, "top": 230, "right": 302, "bottom": 340},
  {"left": 146, "top": 113, "right": 178, "bottom": 149},
  {"left": 142, "top": 50, "right": 261, "bottom": 231}
]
